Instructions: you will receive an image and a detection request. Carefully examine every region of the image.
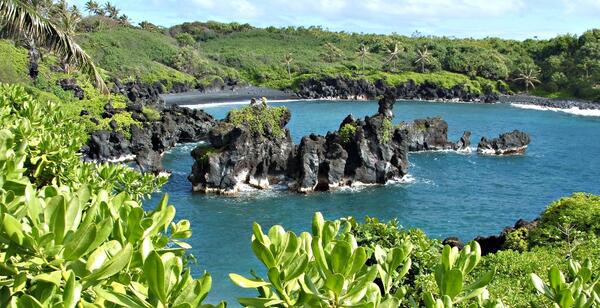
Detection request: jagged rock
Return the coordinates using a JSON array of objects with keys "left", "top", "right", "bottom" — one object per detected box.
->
[
  {"left": 189, "top": 92, "right": 410, "bottom": 194},
  {"left": 109, "top": 120, "right": 118, "bottom": 130},
  {"left": 473, "top": 218, "right": 539, "bottom": 256},
  {"left": 442, "top": 237, "right": 464, "bottom": 250},
  {"left": 135, "top": 148, "right": 163, "bottom": 174},
  {"left": 296, "top": 77, "right": 500, "bottom": 102},
  {"left": 399, "top": 117, "right": 470, "bottom": 151},
  {"left": 82, "top": 130, "right": 131, "bottom": 161},
  {"left": 131, "top": 112, "right": 147, "bottom": 122},
  {"left": 80, "top": 109, "right": 89, "bottom": 116},
  {"left": 57, "top": 78, "right": 84, "bottom": 100},
  {"left": 82, "top": 105, "right": 216, "bottom": 173},
  {"left": 477, "top": 130, "right": 531, "bottom": 155},
  {"left": 188, "top": 116, "right": 295, "bottom": 194},
  {"left": 90, "top": 117, "right": 99, "bottom": 125}
]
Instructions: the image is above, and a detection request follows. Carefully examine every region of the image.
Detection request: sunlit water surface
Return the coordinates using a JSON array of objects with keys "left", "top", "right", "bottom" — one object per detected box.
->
[{"left": 148, "top": 100, "right": 600, "bottom": 304}]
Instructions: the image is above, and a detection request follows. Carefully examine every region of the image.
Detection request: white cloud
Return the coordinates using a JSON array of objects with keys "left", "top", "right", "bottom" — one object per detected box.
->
[{"left": 562, "top": 0, "right": 600, "bottom": 13}]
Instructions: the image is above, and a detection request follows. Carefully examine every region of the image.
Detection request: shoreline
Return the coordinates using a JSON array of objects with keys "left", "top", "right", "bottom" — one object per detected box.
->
[{"left": 163, "top": 87, "right": 599, "bottom": 112}]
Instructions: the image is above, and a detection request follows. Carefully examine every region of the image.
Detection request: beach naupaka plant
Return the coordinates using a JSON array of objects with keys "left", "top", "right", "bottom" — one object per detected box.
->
[
  {"left": 423, "top": 242, "right": 504, "bottom": 308},
  {"left": 229, "top": 212, "right": 413, "bottom": 307}
]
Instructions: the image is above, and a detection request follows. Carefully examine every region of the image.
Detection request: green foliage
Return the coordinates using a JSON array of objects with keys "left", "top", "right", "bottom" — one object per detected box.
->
[
  {"left": 175, "top": 32, "right": 196, "bottom": 47},
  {"left": 503, "top": 227, "right": 530, "bottom": 252},
  {"left": 230, "top": 212, "right": 412, "bottom": 307},
  {"left": 0, "top": 84, "right": 222, "bottom": 306},
  {"left": 227, "top": 105, "right": 290, "bottom": 138},
  {"left": 0, "top": 41, "right": 29, "bottom": 84},
  {"left": 143, "top": 106, "right": 161, "bottom": 122},
  {"left": 529, "top": 193, "right": 600, "bottom": 246},
  {"left": 530, "top": 259, "right": 600, "bottom": 307},
  {"left": 381, "top": 117, "right": 393, "bottom": 143},
  {"left": 425, "top": 242, "right": 503, "bottom": 307},
  {"left": 338, "top": 123, "right": 357, "bottom": 144}
]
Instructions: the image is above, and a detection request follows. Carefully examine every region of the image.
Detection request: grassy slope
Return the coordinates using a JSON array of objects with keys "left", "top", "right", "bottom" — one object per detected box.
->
[
  {"left": 76, "top": 27, "right": 196, "bottom": 88},
  {"left": 198, "top": 29, "right": 506, "bottom": 93}
]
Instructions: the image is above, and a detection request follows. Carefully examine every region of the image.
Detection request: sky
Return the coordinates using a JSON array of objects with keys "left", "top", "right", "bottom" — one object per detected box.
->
[{"left": 71, "top": 0, "right": 600, "bottom": 39}]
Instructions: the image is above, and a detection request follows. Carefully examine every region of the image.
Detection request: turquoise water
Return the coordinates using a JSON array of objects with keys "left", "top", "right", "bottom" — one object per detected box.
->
[{"left": 150, "top": 100, "right": 600, "bottom": 305}]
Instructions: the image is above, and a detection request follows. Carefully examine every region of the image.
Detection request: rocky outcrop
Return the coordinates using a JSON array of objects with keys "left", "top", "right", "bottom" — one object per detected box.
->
[
  {"left": 399, "top": 118, "right": 471, "bottom": 152},
  {"left": 188, "top": 90, "right": 411, "bottom": 194},
  {"left": 110, "top": 79, "right": 194, "bottom": 111},
  {"left": 188, "top": 108, "right": 294, "bottom": 194},
  {"left": 474, "top": 219, "right": 539, "bottom": 256},
  {"left": 296, "top": 77, "right": 500, "bottom": 103},
  {"left": 58, "top": 78, "right": 84, "bottom": 100},
  {"left": 82, "top": 105, "right": 215, "bottom": 173},
  {"left": 477, "top": 130, "right": 531, "bottom": 155}
]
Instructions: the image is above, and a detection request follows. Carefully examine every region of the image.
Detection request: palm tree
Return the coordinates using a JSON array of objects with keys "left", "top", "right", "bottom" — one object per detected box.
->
[
  {"left": 357, "top": 44, "right": 369, "bottom": 75},
  {"left": 385, "top": 43, "right": 402, "bottom": 72},
  {"left": 118, "top": 14, "right": 130, "bottom": 25},
  {"left": 84, "top": 0, "right": 99, "bottom": 15},
  {"left": 323, "top": 42, "right": 342, "bottom": 63},
  {"left": 414, "top": 47, "right": 432, "bottom": 73},
  {"left": 282, "top": 53, "right": 293, "bottom": 80},
  {"left": 0, "top": 0, "right": 108, "bottom": 93},
  {"left": 56, "top": 6, "right": 81, "bottom": 74},
  {"left": 514, "top": 67, "right": 541, "bottom": 93},
  {"left": 103, "top": 2, "right": 118, "bottom": 18}
]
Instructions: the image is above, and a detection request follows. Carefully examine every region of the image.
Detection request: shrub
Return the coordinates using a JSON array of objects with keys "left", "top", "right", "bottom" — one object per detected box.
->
[
  {"left": 143, "top": 106, "right": 161, "bottom": 121},
  {"left": 227, "top": 105, "right": 290, "bottom": 138},
  {"left": 0, "top": 84, "right": 222, "bottom": 306},
  {"left": 338, "top": 123, "right": 357, "bottom": 144},
  {"left": 529, "top": 193, "right": 600, "bottom": 246},
  {"left": 503, "top": 227, "right": 529, "bottom": 252}
]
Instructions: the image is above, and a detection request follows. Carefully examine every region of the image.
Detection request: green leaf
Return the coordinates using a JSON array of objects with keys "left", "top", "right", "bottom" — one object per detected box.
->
[
  {"left": 442, "top": 269, "right": 463, "bottom": 299},
  {"left": 63, "top": 272, "right": 82, "bottom": 308},
  {"left": 144, "top": 251, "right": 167, "bottom": 304},
  {"left": 252, "top": 240, "right": 275, "bottom": 268},
  {"left": 238, "top": 297, "right": 284, "bottom": 307},
  {"left": 229, "top": 273, "right": 270, "bottom": 288},
  {"left": 32, "top": 271, "right": 62, "bottom": 286},
  {"left": 549, "top": 266, "right": 565, "bottom": 291},
  {"left": 325, "top": 273, "right": 345, "bottom": 296},
  {"left": 95, "top": 287, "right": 150, "bottom": 308},
  {"left": 2, "top": 214, "right": 24, "bottom": 245},
  {"left": 16, "top": 295, "right": 44, "bottom": 308},
  {"left": 312, "top": 212, "right": 325, "bottom": 236},
  {"left": 85, "top": 243, "right": 133, "bottom": 283},
  {"left": 557, "top": 288, "right": 575, "bottom": 308},
  {"left": 63, "top": 223, "right": 96, "bottom": 261},
  {"left": 530, "top": 273, "right": 554, "bottom": 298},
  {"left": 330, "top": 241, "right": 352, "bottom": 274}
]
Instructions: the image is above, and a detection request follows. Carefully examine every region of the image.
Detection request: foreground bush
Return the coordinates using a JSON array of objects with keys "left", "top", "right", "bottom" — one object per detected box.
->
[{"left": 0, "top": 84, "right": 222, "bottom": 307}]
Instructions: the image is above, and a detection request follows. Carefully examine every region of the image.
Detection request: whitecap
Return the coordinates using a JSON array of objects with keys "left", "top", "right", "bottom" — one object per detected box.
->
[{"left": 510, "top": 103, "right": 600, "bottom": 117}]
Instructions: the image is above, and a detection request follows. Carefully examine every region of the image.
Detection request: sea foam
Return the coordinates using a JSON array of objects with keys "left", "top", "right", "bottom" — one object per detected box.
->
[{"left": 511, "top": 103, "right": 600, "bottom": 117}]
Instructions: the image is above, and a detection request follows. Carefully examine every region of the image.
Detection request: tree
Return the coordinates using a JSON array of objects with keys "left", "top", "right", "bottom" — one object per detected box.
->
[
  {"left": 515, "top": 66, "right": 541, "bottom": 93},
  {"left": 385, "top": 42, "right": 402, "bottom": 72},
  {"left": 282, "top": 52, "right": 293, "bottom": 79},
  {"left": 103, "top": 1, "right": 118, "bottom": 18},
  {"left": 323, "top": 42, "right": 342, "bottom": 63},
  {"left": 84, "top": 0, "right": 99, "bottom": 15},
  {"left": 55, "top": 4, "right": 82, "bottom": 74},
  {"left": 0, "top": 0, "right": 108, "bottom": 93},
  {"left": 118, "top": 14, "right": 130, "bottom": 25},
  {"left": 175, "top": 32, "right": 195, "bottom": 47},
  {"left": 414, "top": 47, "right": 432, "bottom": 73},
  {"left": 357, "top": 43, "right": 369, "bottom": 75}
]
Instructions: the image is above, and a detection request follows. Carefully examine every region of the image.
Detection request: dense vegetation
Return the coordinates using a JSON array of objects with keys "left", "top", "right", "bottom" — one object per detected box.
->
[
  {"left": 76, "top": 19, "right": 600, "bottom": 101},
  {"left": 1, "top": 2, "right": 600, "bottom": 307}
]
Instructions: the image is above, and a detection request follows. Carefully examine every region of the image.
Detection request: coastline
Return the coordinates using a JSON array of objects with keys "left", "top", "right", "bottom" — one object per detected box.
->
[{"left": 163, "top": 87, "right": 599, "bottom": 111}]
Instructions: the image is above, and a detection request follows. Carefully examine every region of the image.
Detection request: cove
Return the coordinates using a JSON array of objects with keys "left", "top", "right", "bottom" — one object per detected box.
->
[{"left": 149, "top": 100, "right": 600, "bottom": 304}]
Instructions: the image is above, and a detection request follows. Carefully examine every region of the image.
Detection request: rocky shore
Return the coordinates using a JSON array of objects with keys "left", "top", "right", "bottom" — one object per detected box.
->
[
  {"left": 296, "top": 76, "right": 500, "bottom": 103},
  {"left": 477, "top": 130, "right": 531, "bottom": 155}
]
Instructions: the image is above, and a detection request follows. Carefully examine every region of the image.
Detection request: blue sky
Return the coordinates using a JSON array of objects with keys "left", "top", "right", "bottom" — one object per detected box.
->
[{"left": 71, "top": 0, "right": 600, "bottom": 39}]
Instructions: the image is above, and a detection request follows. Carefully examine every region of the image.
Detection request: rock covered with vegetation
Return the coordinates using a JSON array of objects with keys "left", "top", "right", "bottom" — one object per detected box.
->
[
  {"left": 399, "top": 117, "right": 472, "bottom": 152},
  {"left": 82, "top": 104, "right": 215, "bottom": 173},
  {"left": 477, "top": 130, "right": 531, "bottom": 155},
  {"left": 296, "top": 76, "right": 501, "bottom": 102},
  {"left": 189, "top": 92, "right": 414, "bottom": 193},
  {"left": 188, "top": 103, "right": 295, "bottom": 194}
]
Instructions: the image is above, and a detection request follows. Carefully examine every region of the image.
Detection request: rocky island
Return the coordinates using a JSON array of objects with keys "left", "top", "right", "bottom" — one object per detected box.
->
[{"left": 188, "top": 92, "right": 482, "bottom": 194}]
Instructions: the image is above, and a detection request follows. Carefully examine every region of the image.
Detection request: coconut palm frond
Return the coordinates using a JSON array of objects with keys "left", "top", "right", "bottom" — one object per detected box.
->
[{"left": 0, "top": 0, "right": 108, "bottom": 94}]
